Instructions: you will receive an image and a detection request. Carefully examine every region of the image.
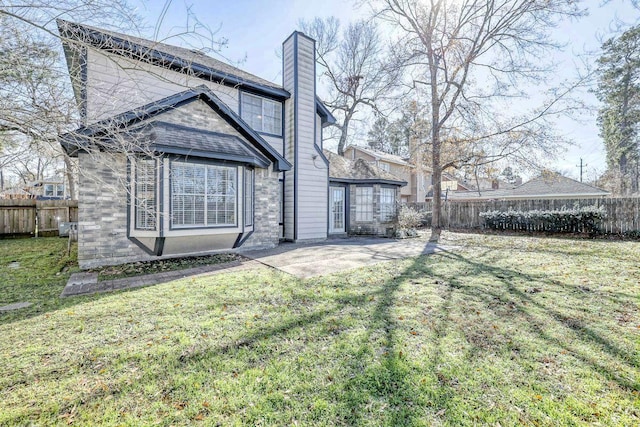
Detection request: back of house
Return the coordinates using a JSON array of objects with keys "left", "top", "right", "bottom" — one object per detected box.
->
[{"left": 58, "top": 21, "right": 334, "bottom": 268}]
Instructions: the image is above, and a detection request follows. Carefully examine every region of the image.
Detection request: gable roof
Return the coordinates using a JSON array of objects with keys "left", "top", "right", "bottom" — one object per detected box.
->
[
  {"left": 57, "top": 20, "right": 336, "bottom": 125},
  {"left": 60, "top": 86, "right": 291, "bottom": 171},
  {"left": 324, "top": 150, "right": 407, "bottom": 186},
  {"left": 448, "top": 173, "right": 610, "bottom": 200},
  {"left": 509, "top": 173, "right": 610, "bottom": 198}
]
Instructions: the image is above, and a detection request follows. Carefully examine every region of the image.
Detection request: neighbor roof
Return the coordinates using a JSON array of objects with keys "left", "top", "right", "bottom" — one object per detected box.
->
[
  {"left": 448, "top": 173, "right": 610, "bottom": 200},
  {"left": 325, "top": 150, "right": 407, "bottom": 186},
  {"left": 57, "top": 20, "right": 336, "bottom": 125},
  {"left": 60, "top": 86, "right": 291, "bottom": 171},
  {"left": 344, "top": 145, "right": 412, "bottom": 167}
]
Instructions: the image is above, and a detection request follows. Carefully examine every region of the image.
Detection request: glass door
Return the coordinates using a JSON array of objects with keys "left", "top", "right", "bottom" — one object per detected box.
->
[{"left": 329, "top": 187, "right": 345, "bottom": 233}]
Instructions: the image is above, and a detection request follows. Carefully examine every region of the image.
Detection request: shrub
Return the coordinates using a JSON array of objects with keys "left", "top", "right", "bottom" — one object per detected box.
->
[
  {"left": 479, "top": 205, "right": 606, "bottom": 234},
  {"left": 396, "top": 205, "right": 423, "bottom": 231}
]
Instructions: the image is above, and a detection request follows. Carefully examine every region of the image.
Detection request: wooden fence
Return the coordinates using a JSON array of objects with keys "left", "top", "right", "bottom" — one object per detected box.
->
[
  {"left": 408, "top": 197, "right": 640, "bottom": 234},
  {"left": 0, "top": 200, "right": 78, "bottom": 237}
]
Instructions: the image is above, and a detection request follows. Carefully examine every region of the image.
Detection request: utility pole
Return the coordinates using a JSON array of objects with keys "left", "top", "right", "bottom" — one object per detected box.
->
[{"left": 576, "top": 158, "right": 587, "bottom": 182}]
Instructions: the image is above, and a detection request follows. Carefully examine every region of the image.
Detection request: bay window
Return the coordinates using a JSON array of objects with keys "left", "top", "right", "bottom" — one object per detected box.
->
[
  {"left": 380, "top": 187, "right": 396, "bottom": 222},
  {"left": 134, "top": 158, "right": 157, "bottom": 230},
  {"left": 355, "top": 186, "right": 374, "bottom": 222},
  {"left": 171, "top": 162, "right": 237, "bottom": 228}
]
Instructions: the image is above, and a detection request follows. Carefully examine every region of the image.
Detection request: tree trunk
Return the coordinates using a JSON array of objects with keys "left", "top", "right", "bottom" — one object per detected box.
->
[
  {"left": 62, "top": 153, "right": 76, "bottom": 200},
  {"left": 337, "top": 109, "right": 355, "bottom": 156}
]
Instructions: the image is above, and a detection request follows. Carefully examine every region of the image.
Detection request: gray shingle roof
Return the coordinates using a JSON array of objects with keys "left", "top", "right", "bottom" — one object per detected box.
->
[
  {"left": 135, "top": 121, "right": 271, "bottom": 167},
  {"left": 57, "top": 20, "right": 283, "bottom": 93},
  {"left": 59, "top": 86, "right": 290, "bottom": 171},
  {"left": 448, "top": 173, "right": 610, "bottom": 200},
  {"left": 324, "top": 150, "right": 407, "bottom": 185},
  {"left": 345, "top": 145, "right": 412, "bottom": 167}
]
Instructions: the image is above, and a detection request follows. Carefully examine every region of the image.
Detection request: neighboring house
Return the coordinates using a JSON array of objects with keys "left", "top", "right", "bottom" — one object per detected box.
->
[
  {"left": 58, "top": 20, "right": 339, "bottom": 268},
  {"left": 448, "top": 173, "right": 610, "bottom": 201},
  {"left": 324, "top": 150, "right": 406, "bottom": 236},
  {"left": 27, "top": 177, "right": 67, "bottom": 200},
  {"left": 0, "top": 188, "right": 34, "bottom": 200},
  {"left": 343, "top": 145, "right": 429, "bottom": 203}
]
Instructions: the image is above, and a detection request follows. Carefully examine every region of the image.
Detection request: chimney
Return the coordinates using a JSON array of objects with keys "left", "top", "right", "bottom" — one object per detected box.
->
[{"left": 281, "top": 32, "right": 328, "bottom": 241}]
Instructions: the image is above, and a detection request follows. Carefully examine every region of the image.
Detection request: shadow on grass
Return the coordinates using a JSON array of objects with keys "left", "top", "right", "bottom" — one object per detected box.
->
[
  {"left": 432, "top": 250, "right": 639, "bottom": 392},
  {"left": 3, "top": 236, "right": 638, "bottom": 425}
]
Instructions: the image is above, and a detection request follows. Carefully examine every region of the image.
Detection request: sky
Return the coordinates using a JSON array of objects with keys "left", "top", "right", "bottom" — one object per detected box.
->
[{"left": 131, "top": 0, "right": 640, "bottom": 182}]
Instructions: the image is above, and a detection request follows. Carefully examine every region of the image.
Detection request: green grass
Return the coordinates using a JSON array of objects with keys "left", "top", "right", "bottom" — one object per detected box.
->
[
  {"left": 0, "top": 237, "right": 81, "bottom": 321},
  {"left": 1, "top": 233, "right": 639, "bottom": 426}
]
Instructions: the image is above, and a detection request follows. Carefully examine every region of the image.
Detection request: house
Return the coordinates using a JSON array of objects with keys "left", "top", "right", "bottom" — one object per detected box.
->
[
  {"left": 448, "top": 172, "right": 610, "bottom": 201},
  {"left": 27, "top": 177, "right": 67, "bottom": 200},
  {"left": 324, "top": 150, "right": 406, "bottom": 236},
  {"left": 58, "top": 21, "right": 403, "bottom": 268},
  {"left": 343, "top": 145, "right": 429, "bottom": 203}
]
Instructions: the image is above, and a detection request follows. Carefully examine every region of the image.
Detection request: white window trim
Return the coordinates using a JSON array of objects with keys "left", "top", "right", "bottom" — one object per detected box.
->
[
  {"left": 240, "top": 92, "right": 283, "bottom": 136},
  {"left": 170, "top": 162, "right": 238, "bottom": 229},
  {"left": 355, "top": 186, "right": 374, "bottom": 222},
  {"left": 380, "top": 187, "right": 396, "bottom": 222}
]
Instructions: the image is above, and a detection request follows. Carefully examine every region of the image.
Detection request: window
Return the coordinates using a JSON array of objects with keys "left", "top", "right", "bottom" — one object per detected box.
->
[
  {"left": 171, "top": 162, "right": 236, "bottom": 228},
  {"left": 355, "top": 186, "right": 373, "bottom": 222},
  {"left": 44, "top": 184, "right": 54, "bottom": 197},
  {"left": 379, "top": 162, "right": 390, "bottom": 172},
  {"left": 44, "top": 183, "right": 65, "bottom": 197},
  {"left": 241, "top": 93, "right": 282, "bottom": 135},
  {"left": 244, "top": 168, "right": 254, "bottom": 227},
  {"left": 380, "top": 187, "right": 396, "bottom": 222},
  {"left": 135, "top": 159, "right": 157, "bottom": 230}
]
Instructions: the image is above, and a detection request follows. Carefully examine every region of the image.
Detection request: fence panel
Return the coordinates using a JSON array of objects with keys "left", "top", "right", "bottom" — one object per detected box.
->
[
  {"left": 0, "top": 200, "right": 78, "bottom": 236},
  {"left": 407, "top": 197, "right": 640, "bottom": 234}
]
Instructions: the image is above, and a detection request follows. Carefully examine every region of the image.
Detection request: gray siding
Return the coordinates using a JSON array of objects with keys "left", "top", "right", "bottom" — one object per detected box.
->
[
  {"left": 85, "top": 49, "right": 239, "bottom": 122},
  {"left": 282, "top": 36, "right": 296, "bottom": 241},
  {"left": 282, "top": 33, "right": 328, "bottom": 242}
]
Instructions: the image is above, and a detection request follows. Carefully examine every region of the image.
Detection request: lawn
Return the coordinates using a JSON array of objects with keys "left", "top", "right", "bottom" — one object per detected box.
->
[{"left": 1, "top": 233, "right": 638, "bottom": 426}]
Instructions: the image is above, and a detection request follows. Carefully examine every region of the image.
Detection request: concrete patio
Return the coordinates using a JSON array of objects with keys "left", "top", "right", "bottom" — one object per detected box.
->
[{"left": 243, "top": 235, "right": 448, "bottom": 279}]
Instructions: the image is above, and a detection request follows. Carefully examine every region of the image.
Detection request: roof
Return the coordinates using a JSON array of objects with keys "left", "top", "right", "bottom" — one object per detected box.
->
[
  {"left": 324, "top": 150, "right": 407, "bottom": 186},
  {"left": 131, "top": 121, "right": 271, "bottom": 168},
  {"left": 60, "top": 86, "right": 291, "bottom": 171},
  {"left": 344, "top": 145, "right": 412, "bottom": 167},
  {"left": 57, "top": 20, "right": 336, "bottom": 125},
  {"left": 448, "top": 173, "right": 610, "bottom": 200}
]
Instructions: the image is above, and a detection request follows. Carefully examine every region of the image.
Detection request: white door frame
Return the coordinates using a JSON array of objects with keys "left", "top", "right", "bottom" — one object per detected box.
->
[{"left": 329, "top": 186, "right": 345, "bottom": 234}]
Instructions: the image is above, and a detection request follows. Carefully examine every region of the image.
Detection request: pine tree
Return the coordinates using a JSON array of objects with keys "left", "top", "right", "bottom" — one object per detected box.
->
[{"left": 595, "top": 25, "right": 640, "bottom": 194}]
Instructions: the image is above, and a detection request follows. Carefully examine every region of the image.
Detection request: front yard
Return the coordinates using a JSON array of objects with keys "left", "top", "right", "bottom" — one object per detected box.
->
[{"left": 1, "top": 233, "right": 638, "bottom": 425}]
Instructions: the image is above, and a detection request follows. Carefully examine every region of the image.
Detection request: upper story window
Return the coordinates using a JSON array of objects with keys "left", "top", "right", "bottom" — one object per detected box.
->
[
  {"left": 241, "top": 93, "right": 282, "bottom": 136},
  {"left": 378, "top": 162, "right": 390, "bottom": 172},
  {"left": 44, "top": 184, "right": 65, "bottom": 198}
]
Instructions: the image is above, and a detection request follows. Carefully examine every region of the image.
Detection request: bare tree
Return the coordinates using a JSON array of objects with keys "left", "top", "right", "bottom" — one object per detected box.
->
[
  {"left": 370, "top": 0, "right": 586, "bottom": 239},
  {"left": 300, "top": 17, "right": 399, "bottom": 155},
  {"left": 0, "top": 1, "right": 226, "bottom": 200}
]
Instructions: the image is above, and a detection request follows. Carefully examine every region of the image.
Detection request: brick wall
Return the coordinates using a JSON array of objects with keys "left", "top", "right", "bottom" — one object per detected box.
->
[
  {"left": 239, "top": 167, "right": 281, "bottom": 251},
  {"left": 77, "top": 151, "right": 147, "bottom": 268}
]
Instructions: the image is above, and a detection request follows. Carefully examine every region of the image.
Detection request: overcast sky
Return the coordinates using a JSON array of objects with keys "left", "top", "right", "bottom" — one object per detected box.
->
[{"left": 132, "top": 0, "right": 639, "bottom": 181}]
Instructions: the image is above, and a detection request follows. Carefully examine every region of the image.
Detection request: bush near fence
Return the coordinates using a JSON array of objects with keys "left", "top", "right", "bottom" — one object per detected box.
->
[
  {"left": 479, "top": 206, "right": 606, "bottom": 234},
  {"left": 406, "top": 197, "right": 640, "bottom": 235}
]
